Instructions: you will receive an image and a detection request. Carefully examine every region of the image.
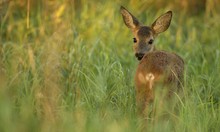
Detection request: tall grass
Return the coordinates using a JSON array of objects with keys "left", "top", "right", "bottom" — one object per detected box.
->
[{"left": 0, "top": 0, "right": 220, "bottom": 131}]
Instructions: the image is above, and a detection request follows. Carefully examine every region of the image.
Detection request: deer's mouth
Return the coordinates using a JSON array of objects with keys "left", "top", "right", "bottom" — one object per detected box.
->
[{"left": 135, "top": 53, "right": 144, "bottom": 61}]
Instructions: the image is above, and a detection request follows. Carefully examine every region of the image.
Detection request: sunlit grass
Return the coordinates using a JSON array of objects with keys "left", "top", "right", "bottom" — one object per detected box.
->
[{"left": 0, "top": 0, "right": 220, "bottom": 132}]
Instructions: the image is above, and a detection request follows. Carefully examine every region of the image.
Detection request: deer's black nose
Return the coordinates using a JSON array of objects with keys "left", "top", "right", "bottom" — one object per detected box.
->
[{"left": 135, "top": 53, "right": 144, "bottom": 60}]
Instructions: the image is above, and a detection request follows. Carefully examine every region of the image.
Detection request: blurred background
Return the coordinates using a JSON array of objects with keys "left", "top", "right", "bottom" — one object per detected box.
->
[{"left": 0, "top": 0, "right": 220, "bottom": 132}]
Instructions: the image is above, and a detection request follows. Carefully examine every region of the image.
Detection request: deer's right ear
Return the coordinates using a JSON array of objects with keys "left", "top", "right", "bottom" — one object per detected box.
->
[{"left": 120, "top": 6, "right": 140, "bottom": 30}]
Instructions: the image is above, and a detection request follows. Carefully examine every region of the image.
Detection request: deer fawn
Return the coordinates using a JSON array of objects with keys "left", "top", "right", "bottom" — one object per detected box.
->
[{"left": 120, "top": 6, "right": 184, "bottom": 115}]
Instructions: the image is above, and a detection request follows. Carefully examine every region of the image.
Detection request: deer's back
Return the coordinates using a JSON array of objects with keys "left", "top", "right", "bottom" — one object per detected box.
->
[{"left": 135, "top": 50, "right": 184, "bottom": 90}]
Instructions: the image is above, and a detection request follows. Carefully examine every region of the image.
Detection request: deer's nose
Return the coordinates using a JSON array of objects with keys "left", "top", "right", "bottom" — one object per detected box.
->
[{"left": 135, "top": 53, "right": 144, "bottom": 60}]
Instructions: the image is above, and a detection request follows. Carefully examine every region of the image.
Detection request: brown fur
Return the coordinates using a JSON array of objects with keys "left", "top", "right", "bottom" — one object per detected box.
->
[
  {"left": 120, "top": 6, "right": 184, "bottom": 116},
  {"left": 135, "top": 51, "right": 184, "bottom": 114}
]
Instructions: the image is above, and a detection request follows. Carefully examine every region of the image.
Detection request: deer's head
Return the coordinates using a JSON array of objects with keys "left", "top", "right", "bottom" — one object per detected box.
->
[{"left": 120, "top": 6, "right": 172, "bottom": 60}]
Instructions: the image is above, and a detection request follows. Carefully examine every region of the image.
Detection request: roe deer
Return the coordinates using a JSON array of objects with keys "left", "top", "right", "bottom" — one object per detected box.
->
[{"left": 120, "top": 6, "right": 184, "bottom": 115}]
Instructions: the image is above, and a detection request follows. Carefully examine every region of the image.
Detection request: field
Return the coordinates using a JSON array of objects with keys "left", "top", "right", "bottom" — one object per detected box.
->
[{"left": 0, "top": 0, "right": 220, "bottom": 131}]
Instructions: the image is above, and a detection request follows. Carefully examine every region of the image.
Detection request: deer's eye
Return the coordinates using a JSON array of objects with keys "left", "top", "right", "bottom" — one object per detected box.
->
[
  {"left": 133, "top": 38, "right": 137, "bottom": 43},
  {"left": 148, "top": 39, "right": 154, "bottom": 44}
]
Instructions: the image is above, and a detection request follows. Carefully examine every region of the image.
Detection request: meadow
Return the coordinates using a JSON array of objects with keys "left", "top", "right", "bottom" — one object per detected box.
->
[{"left": 0, "top": 0, "right": 220, "bottom": 131}]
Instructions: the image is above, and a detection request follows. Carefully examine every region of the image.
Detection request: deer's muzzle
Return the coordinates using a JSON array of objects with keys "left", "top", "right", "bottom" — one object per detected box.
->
[{"left": 135, "top": 53, "right": 144, "bottom": 60}]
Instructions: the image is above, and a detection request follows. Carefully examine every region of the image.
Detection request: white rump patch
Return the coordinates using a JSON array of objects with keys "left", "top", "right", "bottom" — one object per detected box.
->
[
  {"left": 145, "top": 73, "right": 155, "bottom": 81},
  {"left": 145, "top": 73, "right": 155, "bottom": 89},
  {"left": 138, "top": 72, "right": 155, "bottom": 89}
]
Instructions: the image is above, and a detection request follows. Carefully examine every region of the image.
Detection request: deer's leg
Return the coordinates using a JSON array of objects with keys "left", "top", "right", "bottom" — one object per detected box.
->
[{"left": 136, "top": 84, "right": 154, "bottom": 117}]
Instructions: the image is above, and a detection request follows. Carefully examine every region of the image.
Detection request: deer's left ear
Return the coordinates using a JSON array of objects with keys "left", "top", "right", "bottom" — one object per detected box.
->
[{"left": 151, "top": 11, "right": 172, "bottom": 34}]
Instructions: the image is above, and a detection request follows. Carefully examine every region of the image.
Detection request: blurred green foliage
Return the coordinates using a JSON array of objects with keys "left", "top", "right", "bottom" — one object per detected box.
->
[{"left": 0, "top": 0, "right": 220, "bottom": 131}]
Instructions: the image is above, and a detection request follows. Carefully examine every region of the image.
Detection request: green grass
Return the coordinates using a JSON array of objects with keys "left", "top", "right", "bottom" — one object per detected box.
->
[{"left": 0, "top": 0, "right": 220, "bottom": 132}]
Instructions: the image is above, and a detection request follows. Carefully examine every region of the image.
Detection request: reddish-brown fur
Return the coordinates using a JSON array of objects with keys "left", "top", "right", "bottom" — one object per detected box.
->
[
  {"left": 120, "top": 6, "right": 184, "bottom": 115},
  {"left": 135, "top": 51, "right": 184, "bottom": 114}
]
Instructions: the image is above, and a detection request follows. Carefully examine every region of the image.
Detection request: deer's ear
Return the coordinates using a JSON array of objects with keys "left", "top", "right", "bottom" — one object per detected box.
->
[
  {"left": 120, "top": 6, "right": 140, "bottom": 30},
  {"left": 151, "top": 11, "right": 172, "bottom": 34}
]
